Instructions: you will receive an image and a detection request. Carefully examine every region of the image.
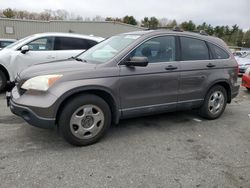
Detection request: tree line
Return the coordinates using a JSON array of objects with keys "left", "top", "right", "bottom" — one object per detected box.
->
[{"left": 1, "top": 8, "right": 249, "bottom": 48}]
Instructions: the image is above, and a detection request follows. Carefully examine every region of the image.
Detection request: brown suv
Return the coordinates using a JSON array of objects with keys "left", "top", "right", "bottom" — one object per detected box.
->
[{"left": 7, "top": 30, "right": 240, "bottom": 146}]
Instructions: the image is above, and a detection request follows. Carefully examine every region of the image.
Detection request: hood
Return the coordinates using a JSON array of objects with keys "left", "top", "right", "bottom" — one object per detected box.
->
[
  {"left": 237, "top": 57, "right": 250, "bottom": 65},
  {"left": 18, "top": 59, "right": 97, "bottom": 80}
]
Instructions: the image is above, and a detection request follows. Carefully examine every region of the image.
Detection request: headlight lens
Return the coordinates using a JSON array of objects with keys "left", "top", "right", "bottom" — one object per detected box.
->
[{"left": 21, "top": 74, "right": 62, "bottom": 91}]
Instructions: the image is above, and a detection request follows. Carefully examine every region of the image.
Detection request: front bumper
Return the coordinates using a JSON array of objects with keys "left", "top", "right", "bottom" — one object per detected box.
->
[
  {"left": 8, "top": 99, "right": 55, "bottom": 129},
  {"left": 7, "top": 87, "right": 57, "bottom": 129}
]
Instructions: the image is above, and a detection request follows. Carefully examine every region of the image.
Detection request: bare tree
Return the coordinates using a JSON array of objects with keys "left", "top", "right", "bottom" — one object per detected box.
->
[{"left": 158, "top": 18, "right": 169, "bottom": 27}]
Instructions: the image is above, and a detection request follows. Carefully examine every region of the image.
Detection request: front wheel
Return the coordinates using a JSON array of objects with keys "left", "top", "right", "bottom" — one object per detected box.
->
[
  {"left": 59, "top": 94, "right": 111, "bottom": 146},
  {"left": 199, "top": 85, "right": 227, "bottom": 120}
]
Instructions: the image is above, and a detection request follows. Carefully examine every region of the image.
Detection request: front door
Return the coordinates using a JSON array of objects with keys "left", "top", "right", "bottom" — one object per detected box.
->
[
  {"left": 11, "top": 36, "right": 56, "bottom": 77},
  {"left": 119, "top": 35, "right": 180, "bottom": 118}
]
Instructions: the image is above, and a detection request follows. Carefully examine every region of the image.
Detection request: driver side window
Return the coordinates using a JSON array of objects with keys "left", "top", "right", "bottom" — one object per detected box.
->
[
  {"left": 26, "top": 37, "right": 54, "bottom": 51},
  {"left": 129, "top": 36, "right": 176, "bottom": 63}
]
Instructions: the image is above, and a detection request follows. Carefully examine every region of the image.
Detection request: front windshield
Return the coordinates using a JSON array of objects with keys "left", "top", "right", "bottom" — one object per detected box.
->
[
  {"left": 77, "top": 34, "right": 141, "bottom": 64},
  {"left": 5, "top": 35, "right": 34, "bottom": 49}
]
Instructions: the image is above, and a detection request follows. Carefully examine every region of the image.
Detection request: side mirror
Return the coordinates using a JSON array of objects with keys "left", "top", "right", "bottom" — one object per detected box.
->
[
  {"left": 124, "top": 57, "right": 149, "bottom": 67},
  {"left": 21, "top": 45, "right": 29, "bottom": 54}
]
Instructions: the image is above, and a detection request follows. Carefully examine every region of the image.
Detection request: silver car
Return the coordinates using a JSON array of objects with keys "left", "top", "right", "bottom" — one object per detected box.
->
[{"left": 236, "top": 53, "right": 250, "bottom": 74}]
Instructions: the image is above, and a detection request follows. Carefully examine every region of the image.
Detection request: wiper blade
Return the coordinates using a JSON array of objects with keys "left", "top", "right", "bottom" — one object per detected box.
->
[{"left": 70, "top": 56, "right": 83, "bottom": 62}]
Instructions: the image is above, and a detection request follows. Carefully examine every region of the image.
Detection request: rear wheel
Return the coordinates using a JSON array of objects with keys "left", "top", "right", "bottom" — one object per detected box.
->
[
  {"left": 199, "top": 85, "right": 227, "bottom": 120},
  {"left": 0, "top": 70, "right": 7, "bottom": 92},
  {"left": 59, "top": 94, "right": 111, "bottom": 146}
]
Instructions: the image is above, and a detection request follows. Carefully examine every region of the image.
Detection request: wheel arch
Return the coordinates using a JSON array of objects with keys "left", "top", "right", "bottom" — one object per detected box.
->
[
  {"left": 0, "top": 64, "right": 10, "bottom": 81},
  {"left": 55, "top": 87, "right": 120, "bottom": 126},
  {"left": 205, "top": 80, "right": 232, "bottom": 103}
]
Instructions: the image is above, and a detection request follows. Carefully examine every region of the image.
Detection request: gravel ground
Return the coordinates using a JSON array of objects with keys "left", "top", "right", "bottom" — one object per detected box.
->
[{"left": 0, "top": 85, "right": 250, "bottom": 188}]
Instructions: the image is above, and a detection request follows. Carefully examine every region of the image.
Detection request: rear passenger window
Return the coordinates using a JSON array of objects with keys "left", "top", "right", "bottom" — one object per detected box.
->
[
  {"left": 180, "top": 37, "right": 209, "bottom": 61},
  {"left": 54, "top": 37, "right": 94, "bottom": 50},
  {"left": 208, "top": 43, "right": 229, "bottom": 59}
]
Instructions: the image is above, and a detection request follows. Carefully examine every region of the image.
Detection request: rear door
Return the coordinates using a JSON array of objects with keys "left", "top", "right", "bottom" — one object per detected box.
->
[
  {"left": 119, "top": 35, "right": 180, "bottom": 117},
  {"left": 53, "top": 37, "right": 97, "bottom": 60},
  {"left": 178, "top": 36, "right": 227, "bottom": 108}
]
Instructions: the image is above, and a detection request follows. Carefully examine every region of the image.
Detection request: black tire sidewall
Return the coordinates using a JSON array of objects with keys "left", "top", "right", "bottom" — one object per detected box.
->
[
  {"left": 59, "top": 94, "right": 111, "bottom": 146},
  {"left": 201, "top": 85, "right": 227, "bottom": 120},
  {"left": 0, "top": 70, "right": 7, "bottom": 92}
]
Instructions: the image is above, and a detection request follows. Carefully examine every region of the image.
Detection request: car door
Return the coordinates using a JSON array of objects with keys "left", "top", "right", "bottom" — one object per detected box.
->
[
  {"left": 10, "top": 36, "right": 56, "bottom": 76},
  {"left": 119, "top": 35, "right": 180, "bottom": 118},
  {"left": 178, "top": 36, "right": 220, "bottom": 108},
  {"left": 53, "top": 37, "right": 94, "bottom": 60}
]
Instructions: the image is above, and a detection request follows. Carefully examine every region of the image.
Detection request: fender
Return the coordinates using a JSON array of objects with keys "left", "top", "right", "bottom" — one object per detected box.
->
[
  {"left": 54, "top": 85, "right": 121, "bottom": 124},
  {"left": 203, "top": 79, "right": 232, "bottom": 102}
]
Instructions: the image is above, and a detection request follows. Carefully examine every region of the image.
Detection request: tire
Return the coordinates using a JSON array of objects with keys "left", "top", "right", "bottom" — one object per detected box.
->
[
  {"left": 59, "top": 94, "right": 111, "bottom": 146},
  {"left": 199, "top": 85, "right": 227, "bottom": 120},
  {"left": 0, "top": 70, "right": 7, "bottom": 92},
  {"left": 247, "top": 88, "right": 250, "bottom": 91}
]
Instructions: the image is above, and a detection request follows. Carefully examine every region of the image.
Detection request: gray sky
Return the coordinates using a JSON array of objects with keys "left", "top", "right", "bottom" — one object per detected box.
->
[{"left": 1, "top": 0, "right": 250, "bottom": 30}]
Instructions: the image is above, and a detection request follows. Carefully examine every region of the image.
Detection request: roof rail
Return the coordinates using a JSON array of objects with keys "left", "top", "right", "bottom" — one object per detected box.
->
[
  {"left": 172, "top": 26, "right": 183, "bottom": 32},
  {"left": 199, "top": 30, "right": 208, "bottom": 36}
]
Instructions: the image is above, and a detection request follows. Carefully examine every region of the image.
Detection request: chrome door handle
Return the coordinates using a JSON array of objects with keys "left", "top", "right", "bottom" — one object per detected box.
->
[{"left": 165, "top": 65, "right": 178, "bottom": 70}]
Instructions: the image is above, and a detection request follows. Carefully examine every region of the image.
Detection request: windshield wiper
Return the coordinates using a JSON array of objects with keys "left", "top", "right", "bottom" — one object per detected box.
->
[
  {"left": 70, "top": 56, "right": 83, "bottom": 62},
  {"left": 70, "top": 56, "right": 88, "bottom": 63}
]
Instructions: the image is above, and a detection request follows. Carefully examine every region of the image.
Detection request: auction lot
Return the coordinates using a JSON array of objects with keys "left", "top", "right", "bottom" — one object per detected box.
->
[{"left": 0, "top": 86, "right": 250, "bottom": 188}]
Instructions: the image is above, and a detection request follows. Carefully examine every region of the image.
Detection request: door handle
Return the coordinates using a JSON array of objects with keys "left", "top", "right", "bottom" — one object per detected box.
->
[
  {"left": 165, "top": 65, "right": 178, "bottom": 70},
  {"left": 206, "top": 63, "right": 216, "bottom": 68}
]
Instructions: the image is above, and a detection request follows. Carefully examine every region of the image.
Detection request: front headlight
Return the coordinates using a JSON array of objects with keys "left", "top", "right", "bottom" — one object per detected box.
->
[{"left": 21, "top": 74, "right": 62, "bottom": 91}]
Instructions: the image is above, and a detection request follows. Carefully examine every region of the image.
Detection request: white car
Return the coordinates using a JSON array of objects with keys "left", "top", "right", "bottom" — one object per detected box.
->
[
  {"left": 0, "top": 39, "right": 16, "bottom": 50},
  {"left": 233, "top": 51, "right": 249, "bottom": 57},
  {"left": 237, "top": 53, "right": 250, "bottom": 75},
  {"left": 0, "top": 33, "right": 104, "bottom": 91}
]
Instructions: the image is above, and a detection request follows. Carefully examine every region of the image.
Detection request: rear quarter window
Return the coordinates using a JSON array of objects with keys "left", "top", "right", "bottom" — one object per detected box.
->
[{"left": 208, "top": 43, "right": 229, "bottom": 59}]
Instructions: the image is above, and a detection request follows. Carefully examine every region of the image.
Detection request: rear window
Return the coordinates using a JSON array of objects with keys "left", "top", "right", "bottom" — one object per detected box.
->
[
  {"left": 54, "top": 37, "right": 96, "bottom": 50},
  {"left": 180, "top": 37, "right": 209, "bottom": 61},
  {"left": 208, "top": 43, "right": 229, "bottom": 59}
]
